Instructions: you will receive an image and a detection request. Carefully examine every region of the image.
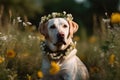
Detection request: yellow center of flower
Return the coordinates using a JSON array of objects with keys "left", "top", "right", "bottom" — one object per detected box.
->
[
  {"left": 109, "top": 54, "right": 115, "bottom": 65},
  {"left": 37, "top": 71, "right": 44, "bottom": 78},
  {"left": 0, "top": 56, "right": 5, "bottom": 64},
  {"left": 6, "top": 50, "right": 16, "bottom": 58}
]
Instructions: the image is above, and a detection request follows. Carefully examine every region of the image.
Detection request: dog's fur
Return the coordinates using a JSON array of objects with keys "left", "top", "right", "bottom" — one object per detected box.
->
[{"left": 39, "top": 18, "right": 89, "bottom": 80}]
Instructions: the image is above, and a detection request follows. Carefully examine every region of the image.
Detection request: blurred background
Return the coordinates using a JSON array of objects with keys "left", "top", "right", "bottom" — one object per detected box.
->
[
  {"left": 0, "top": 0, "right": 120, "bottom": 80},
  {"left": 0, "top": 0, "right": 120, "bottom": 36}
]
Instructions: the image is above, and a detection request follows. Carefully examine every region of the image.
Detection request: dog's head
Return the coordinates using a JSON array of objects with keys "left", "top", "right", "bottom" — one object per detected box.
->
[{"left": 39, "top": 18, "right": 78, "bottom": 51}]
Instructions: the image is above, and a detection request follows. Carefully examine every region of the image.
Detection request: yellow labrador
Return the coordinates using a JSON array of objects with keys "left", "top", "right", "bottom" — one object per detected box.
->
[{"left": 39, "top": 18, "right": 89, "bottom": 80}]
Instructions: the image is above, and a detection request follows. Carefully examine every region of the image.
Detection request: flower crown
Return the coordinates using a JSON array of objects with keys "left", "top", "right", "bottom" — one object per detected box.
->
[{"left": 40, "top": 11, "right": 73, "bottom": 23}]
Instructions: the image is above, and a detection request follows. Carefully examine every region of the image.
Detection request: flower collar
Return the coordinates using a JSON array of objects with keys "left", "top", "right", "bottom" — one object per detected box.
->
[{"left": 40, "top": 41, "right": 76, "bottom": 61}]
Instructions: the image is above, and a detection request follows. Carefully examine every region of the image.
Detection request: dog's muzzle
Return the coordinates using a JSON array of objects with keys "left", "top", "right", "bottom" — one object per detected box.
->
[{"left": 54, "top": 33, "right": 66, "bottom": 46}]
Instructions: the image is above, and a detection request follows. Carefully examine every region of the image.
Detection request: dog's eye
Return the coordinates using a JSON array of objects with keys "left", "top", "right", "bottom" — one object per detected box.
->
[
  {"left": 63, "top": 24, "right": 67, "bottom": 28},
  {"left": 50, "top": 25, "right": 56, "bottom": 29}
]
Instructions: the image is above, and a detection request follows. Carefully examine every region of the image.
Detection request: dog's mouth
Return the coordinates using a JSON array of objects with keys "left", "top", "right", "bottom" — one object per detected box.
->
[
  {"left": 54, "top": 40, "right": 66, "bottom": 46},
  {"left": 54, "top": 37, "right": 66, "bottom": 46},
  {"left": 53, "top": 33, "right": 67, "bottom": 47}
]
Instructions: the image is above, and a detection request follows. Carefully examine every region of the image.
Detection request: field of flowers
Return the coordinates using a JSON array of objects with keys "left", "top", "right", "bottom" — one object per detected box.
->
[{"left": 0, "top": 13, "right": 120, "bottom": 80}]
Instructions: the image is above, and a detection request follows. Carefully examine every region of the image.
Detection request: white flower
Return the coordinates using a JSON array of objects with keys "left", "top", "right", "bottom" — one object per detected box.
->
[
  {"left": 0, "top": 35, "right": 7, "bottom": 40},
  {"left": 63, "top": 11, "right": 66, "bottom": 15},
  {"left": 52, "top": 12, "right": 57, "bottom": 18},
  {"left": 48, "top": 14, "right": 51, "bottom": 18},
  {"left": 26, "top": 22, "right": 32, "bottom": 25},
  {"left": 23, "top": 22, "right": 27, "bottom": 26},
  {"left": 17, "top": 17, "right": 22, "bottom": 22}
]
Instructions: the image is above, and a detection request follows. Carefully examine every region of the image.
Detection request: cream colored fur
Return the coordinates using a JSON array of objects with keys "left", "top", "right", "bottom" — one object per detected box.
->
[{"left": 39, "top": 18, "right": 89, "bottom": 80}]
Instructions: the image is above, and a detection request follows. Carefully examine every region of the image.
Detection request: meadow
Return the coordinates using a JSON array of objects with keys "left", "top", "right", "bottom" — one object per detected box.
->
[{"left": 0, "top": 13, "right": 120, "bottom": 80}]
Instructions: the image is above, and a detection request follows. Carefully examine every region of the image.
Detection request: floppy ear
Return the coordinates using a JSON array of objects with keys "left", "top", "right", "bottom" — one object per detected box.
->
[
  {"left": 38, "top": 22, "right": 49, "bottom": 39},
  {"left": 68, "top": 20, "right": 79, "bottom": 38}
]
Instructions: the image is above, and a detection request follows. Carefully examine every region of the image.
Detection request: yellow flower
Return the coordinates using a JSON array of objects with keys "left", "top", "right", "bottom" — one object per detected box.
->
[
  {"left": 88, "top": 36, "right": 97, "bottom": 43},
  {"left": 37, "top": 70, "right": 44, "bottom": 78},
  {"left": 109, "top": 54, "right": 115, "bottom": 65},
  {"left": 0, "top": 56, "right": 5, "bottom": 64},
  {"left": 111, "top": 13, "right": 120, "bottom": 23},
  {"left": 6, "top": 49, "right": 16, "bottom": 58},
  {"left": 49, "top": 61, "right": 60, "bottom": 75}
]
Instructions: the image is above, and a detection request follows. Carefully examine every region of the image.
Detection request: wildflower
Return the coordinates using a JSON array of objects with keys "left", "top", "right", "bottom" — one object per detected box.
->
[
  {"left": 88, "top": 36, "right": 97, "bottom": 43},
  {"left": 111, "top": 13, "right": 120, "bottom": 23},
  {"left": 37, "top": 70, "right": 44, "bottom": 78},
  {"left": 6, "top": 49, "right": 16, "bottom": 58},
  {"left": 0, "top": 56, "right": 5, "bottom": 64},
  {"left": 109, "top": 54, "right": 115, "bottom": 66},
  {"left": 49, "top": 61, "right": 60, "bottom": 75}
]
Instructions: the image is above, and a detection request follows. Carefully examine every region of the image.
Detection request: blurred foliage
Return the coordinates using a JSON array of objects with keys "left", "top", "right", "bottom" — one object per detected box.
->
[
  {"left": 0, "top": 0, "right": 43, "bottom": 17},
  {"left": 0, "top": 12, "right": 120, "bottom": 80},
  {"left": 40, "top": 0, "right": 120, "bottom": 36},
  {"left": 0, "top": 0, "right": 43, "bottom": 26},
  {"left": 0, "top": 0, "right": 120, "bottom": 35},
  {"left": 0, "top": 17, "right": 42, "bottom": 80},
  {"left": 0, "top": 0, "right": 120, "bottom": 80}
]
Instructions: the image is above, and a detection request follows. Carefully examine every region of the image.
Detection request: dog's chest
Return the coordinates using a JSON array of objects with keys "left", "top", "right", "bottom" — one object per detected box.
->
[
  {"left": 41, "top": 55, "right": 79, "bottom": 80},
  {"left": 41, "top": 49, "right": 77, "bottom": 74}
]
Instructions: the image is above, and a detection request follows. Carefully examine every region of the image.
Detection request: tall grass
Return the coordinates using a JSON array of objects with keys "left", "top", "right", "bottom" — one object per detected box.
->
[
  {"left": 0, "top": 19, "right": 42, "bottom": 80},
  {"left": 0, "top": 13, "right": 120, "bottom": 80}
]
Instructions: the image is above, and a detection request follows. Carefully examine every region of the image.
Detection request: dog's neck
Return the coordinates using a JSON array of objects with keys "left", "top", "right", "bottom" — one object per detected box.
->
[
  {"left": 46, "top": 38, "right": 73, "bottom": 52},
  {"left": 40, "top": 40, "right": 76, "bottom": 61}
]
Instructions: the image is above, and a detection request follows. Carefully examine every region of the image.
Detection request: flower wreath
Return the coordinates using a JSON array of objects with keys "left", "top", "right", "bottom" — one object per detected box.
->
[{"left": 40, "top": 11, "right": 73, "bottom": 23}]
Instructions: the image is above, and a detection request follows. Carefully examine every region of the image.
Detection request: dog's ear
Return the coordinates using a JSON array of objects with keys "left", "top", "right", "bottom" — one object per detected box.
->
[
  {"left": 38, "top": 22, "right": 49, "bottom": 39},
  {"left": 68, "top": 20, "right": 79, "bottom": 38}
]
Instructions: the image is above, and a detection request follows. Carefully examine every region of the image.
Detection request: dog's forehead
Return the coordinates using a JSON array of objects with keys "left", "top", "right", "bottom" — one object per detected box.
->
[{"left": 47, "top": 18, "right": 69, "bottom": 27}]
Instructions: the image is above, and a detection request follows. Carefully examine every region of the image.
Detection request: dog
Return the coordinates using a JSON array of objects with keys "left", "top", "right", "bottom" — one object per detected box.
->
[{"left": 39, "top": 14, "right": 89, "bottom": 80}]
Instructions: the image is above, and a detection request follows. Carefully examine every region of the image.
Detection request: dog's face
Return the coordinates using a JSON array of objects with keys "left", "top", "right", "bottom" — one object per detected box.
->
[
  {"left": 47, "top": 18, "right": 69, "bottom": 46},
  {"left": 39, "top": 18, "right": 78, "bottom": 51}
]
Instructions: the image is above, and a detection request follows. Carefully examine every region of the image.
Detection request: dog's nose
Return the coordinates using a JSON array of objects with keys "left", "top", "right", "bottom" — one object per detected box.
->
[
  {"left": 56, "top": 33, "right": 66, "bottom": 45},
  {"left": 57, "top": 33, "right": 64, "bottom": 38}
]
